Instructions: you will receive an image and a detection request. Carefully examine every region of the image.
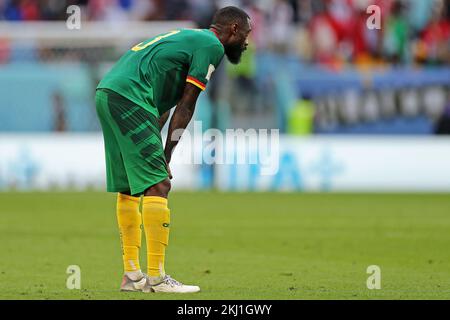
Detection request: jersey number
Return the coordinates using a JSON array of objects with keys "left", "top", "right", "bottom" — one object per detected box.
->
[{"left": 131, "top": 30, "right": 180, "bottom": 52}]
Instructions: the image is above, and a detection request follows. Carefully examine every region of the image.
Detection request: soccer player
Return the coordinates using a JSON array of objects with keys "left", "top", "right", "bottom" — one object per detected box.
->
[{"left": 95, "top": 7, "right": 251, "bottom": 293}]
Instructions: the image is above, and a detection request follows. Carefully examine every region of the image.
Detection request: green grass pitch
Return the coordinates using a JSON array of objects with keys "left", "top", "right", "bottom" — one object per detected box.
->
[{"left": 0, "top": 192, "right": 449, "bottom": 300}]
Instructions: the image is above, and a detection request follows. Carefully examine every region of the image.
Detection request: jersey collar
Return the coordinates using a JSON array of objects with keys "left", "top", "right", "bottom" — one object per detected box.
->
[{"left": 210, "top": 28, "right": 220, "bottom": 40}]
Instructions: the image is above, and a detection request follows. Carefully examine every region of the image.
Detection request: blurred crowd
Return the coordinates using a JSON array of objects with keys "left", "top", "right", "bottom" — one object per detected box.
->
[{"left": 0, "top": 0, "right": 448, "bottom": 67}]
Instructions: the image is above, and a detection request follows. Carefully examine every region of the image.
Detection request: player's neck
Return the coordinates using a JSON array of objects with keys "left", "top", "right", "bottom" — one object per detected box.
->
[
  {"left": 209, "top": 26, "right": 223, "bottom": 43},
  {"left": 210, "top": 28, "right": 219, "bottom": 37}
]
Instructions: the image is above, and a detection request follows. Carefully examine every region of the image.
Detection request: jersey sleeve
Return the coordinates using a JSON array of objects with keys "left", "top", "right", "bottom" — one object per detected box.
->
[{"left": 187, "top": 43, "right": 224, "bottom": 91}]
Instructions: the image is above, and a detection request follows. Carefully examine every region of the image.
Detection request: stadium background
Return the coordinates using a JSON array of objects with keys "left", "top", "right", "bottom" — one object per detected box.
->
[{"left": 0, "top": 0, "right": 449, "bottom": 300}]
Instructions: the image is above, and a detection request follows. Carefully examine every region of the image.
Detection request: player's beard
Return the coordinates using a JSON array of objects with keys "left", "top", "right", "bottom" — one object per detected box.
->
[{"left": 225, "top": 42, "right": 245, "bottom": 64}]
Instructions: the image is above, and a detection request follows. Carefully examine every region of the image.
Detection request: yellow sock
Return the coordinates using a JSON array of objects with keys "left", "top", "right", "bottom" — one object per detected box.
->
[
  {"left": 141, "top": 196, "right": 170, "bottom": 277},
  {"left": 116, "top": 193, "right": 142, "bottom": 272}
]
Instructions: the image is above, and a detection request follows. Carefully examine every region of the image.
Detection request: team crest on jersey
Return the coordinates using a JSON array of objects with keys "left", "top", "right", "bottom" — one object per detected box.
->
[{"left": 206, "top": 64, "right": 216, "bottom": 81}]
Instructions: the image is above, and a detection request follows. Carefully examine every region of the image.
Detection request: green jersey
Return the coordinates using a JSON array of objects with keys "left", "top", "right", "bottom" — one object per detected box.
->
[{"left": 97, "top": 29, "right": 225, "bottom": 117}]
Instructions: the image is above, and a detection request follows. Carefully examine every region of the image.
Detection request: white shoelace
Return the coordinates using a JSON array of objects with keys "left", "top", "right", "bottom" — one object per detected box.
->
[{"left": 163, "top": 275, "right": 182, "bottom": 287}]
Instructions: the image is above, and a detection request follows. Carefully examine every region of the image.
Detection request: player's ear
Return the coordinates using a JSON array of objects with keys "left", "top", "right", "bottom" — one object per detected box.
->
[{"left": 230, "top": 23, "right": 238, "bottom": 35}]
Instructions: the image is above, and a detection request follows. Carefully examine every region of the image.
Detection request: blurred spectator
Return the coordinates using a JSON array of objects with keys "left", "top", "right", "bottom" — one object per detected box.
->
[
  {"left": 52, "top": 92, "right": 67, "bottom": 132},
  {"left": 308, "top": 1, "right": 344, "bottom": 68},
  {"left": 3, "top": 0, "right": 22, "bottom": 20},
  {"left": 435, "top": 97, "right": 450, "bottom": 134},
  {"left": 269, "top": 0, "right": 294, "bottom": 53},
  {"left": 226, "top": 42, "right": 257, "bottom": 114},
  {"left": 242, "top": 0, "right": 267, "bottom": 50},
  {"left": 383, "top": 1, "right": 409, "bottom": 64},
  {"left": 407, "top": 0, "right": 435, "bottom": 33},
  {"left": 165, "top": 0, "right": 189, "bottom": 20},
  {"left": 288, "top": 94, "right": 314, "bottom": 135},
  {"left": 188, "top": 0, "right": 217, "bottom": 28},
  {"left": 20, "top": 0, "right": 40, "bottom": 20},
  {"left": 415, "top": 0, "right": 450, "bottom": 65}
]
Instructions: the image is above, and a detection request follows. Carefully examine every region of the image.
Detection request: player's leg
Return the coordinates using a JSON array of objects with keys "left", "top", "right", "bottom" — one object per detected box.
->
[
  {"left": 102, "top": 89, "right": 199, "bottom": 293},
  {"left": 115, "top": 193, "right": 145, "bottom": 291},
  {"left": 98, "top": 89, "right": 172, "bottom": 291},
  {"left": 142, "top": 180, "right": 171, "bottom": 278},
  {"left": 95, "top": 89, "right": 145, "bottom": 291},
  {"left": 140, "top": 180, "right": 200, "bottom": 293},
  {"left": 103, "top": 93, "right": 170, "bottom": 283},
  {"left": 127, "top": 120, "right": 200, "bottom": 292}
]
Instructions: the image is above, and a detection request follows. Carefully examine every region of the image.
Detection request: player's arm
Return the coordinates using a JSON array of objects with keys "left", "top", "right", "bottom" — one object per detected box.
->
[
  {"left": 163, "top": 43, "right": 223, "bottom": 167},
  {"left": 164, "top": 83, "right": 201, "bottom": 164},
  {"left": 159, "top": 111, "right": 170, "bottom": 131}
]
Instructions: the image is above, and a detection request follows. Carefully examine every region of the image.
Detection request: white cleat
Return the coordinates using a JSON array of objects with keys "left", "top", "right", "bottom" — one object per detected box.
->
[
  {"left": 120, "top": 274, "right": 147, "bottom": 292},
  {"left": 144, "top": 274, "right": 201, "bottom": 293}
]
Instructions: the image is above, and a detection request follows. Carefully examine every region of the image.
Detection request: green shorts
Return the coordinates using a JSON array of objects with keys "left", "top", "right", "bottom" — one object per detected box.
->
[{"left": 95, "top": 88, "right": 168, "bottom": 196}]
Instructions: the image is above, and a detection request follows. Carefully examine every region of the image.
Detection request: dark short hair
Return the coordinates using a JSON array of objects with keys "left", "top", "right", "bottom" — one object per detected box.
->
[{"left": 211, "top": 6, "right": 250, "bottom": 27}]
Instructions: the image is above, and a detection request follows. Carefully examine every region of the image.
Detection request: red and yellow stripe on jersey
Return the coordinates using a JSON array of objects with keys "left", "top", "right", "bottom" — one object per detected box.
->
[{"left": 186, "top": 76, "right": 206, "bottom": 91}]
